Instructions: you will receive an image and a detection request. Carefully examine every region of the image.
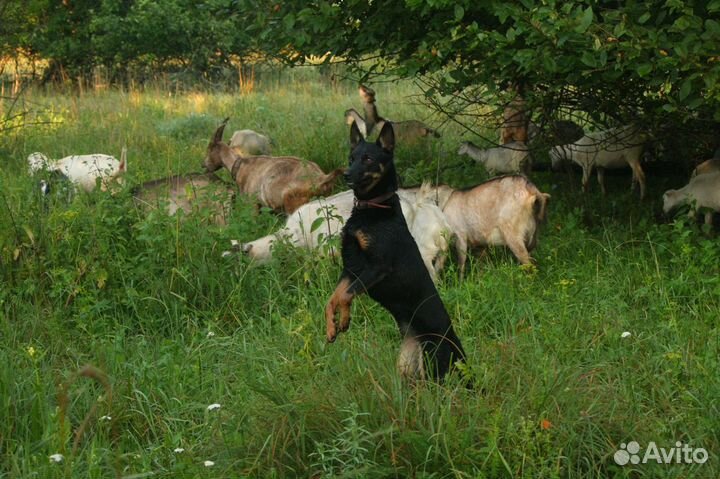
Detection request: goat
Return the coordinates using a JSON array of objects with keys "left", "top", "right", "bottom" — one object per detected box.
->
[
  {"left": 228, "top": 129, "right": 272, "bottom": 157},
  {"left": 440, "top": 176, "right": 550, "bottom": 277},
  {"left": 325, "top": 121, "right": 466, "bottom": 382},
  {"left": 239, "top": 186, "right": 453, "bottom": 281},
  {"left": 203, "top": 118, "right": 343, "bottom": 214},
  {"left": 27, "top": 148, "right": 127, "bottom": 192},
  {"left": 691, "top": 158, "right": 720, "bottom": 178},
  {"left": 351, "top": 85, "right": 440, "bottom": 142},
  {"left": 527, "top": 120, "right": 585, "bottom": 145},
  {"left": 132, "top": 173, "right": 236, "bottom": 226},
  {"left": 663, "top": 171, "right": 720, "bottom": 226},
  {"left": 458, "top": 141, "right": 530, "bottom": 176},
  {"left": 405, "top": 182, "right": 455, "bottom": 281},
  {"left": 37, "top": 170, "right": 74, "bottom": 203},
  {"left": 344, "top": 109, "right": 368, "bottom": 138},
  {"left": 499, "top": 94, "right": 529, "bottom": 144},
  {"left": 550, "top": 125, "right": 647, "bottom": 199}
]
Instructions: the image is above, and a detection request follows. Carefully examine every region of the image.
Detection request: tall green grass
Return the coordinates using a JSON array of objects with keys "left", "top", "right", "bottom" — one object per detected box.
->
[{"left": 0, "top": 76, "right": 718, "bottom": 478}]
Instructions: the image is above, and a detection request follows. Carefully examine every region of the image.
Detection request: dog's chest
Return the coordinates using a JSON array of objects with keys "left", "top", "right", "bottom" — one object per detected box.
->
[{"left": 341, "top": 206, "right": 425, "bottom": 276}]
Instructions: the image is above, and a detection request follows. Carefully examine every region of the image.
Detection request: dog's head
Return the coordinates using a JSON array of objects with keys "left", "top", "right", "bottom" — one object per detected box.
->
[{"left": 345, "top": 120, "right": 397, "bottom": 199}]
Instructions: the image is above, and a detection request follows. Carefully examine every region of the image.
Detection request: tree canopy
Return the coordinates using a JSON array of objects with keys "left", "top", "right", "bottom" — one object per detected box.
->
[
  {"left": 2, "top": 0, "right": 719, "bottom": 155},
  {"left": 263, "top": 0, "right": 720, "bottom": 152}
]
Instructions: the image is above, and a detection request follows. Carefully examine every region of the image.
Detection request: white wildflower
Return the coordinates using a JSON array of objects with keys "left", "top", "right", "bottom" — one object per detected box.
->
[
  {"left": 206, "top": 331, "right": 215, "bottom": 338},
  {"left": 207, "top": 403, "right": 221, "bottom": 411},
  {"left": 173, "top": 448, "right": 185, "bottom": 453},
  {"left": 100, "top": 415, "right": 112, "bottom": 421},
  {"left": 49, "top": 453, "right": 64, "bottom": 463},
  {"left": 621, "top": 331, "right": 632, "bottom": 339},
  {"left": 204, "top": 460, "right": 215, "bottom": 467}
]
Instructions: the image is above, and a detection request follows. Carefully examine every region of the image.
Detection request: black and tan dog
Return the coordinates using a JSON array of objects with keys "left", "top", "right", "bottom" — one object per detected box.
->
[{"left": 324, "top": 121, "right": 466, "bottom": 381}]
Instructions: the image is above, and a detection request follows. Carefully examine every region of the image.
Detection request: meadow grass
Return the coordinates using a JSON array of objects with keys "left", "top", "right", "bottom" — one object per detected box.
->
[{"left": 0, "top": 75, "right": 718, "bottom": 478}]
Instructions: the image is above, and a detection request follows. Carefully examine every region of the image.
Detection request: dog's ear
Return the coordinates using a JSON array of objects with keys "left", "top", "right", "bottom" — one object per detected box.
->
[
  {"left": 350, "top": 120, "right": 364, "bottom": 150},
  {"left": 376, "top": 121, "right": 395, "bottom": 153}
]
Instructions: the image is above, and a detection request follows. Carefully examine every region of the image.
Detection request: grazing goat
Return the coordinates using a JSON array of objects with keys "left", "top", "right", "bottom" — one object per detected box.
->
[
  {"left": 228, "top": 129, "right": 272, "bottom": 157},
  {"left": 406, "top": 182, "right": 455, "bottom": 280},
  {"left": 27, "top": 149, "right": 127, "bottom": 192},
  {"left": 691, "top": 158, "right": 720, "bottom": 178},
  {"left": 458, "top": 141, "right": 530, "bottom": 176},
  {"left": 133, "top": 173, "right": 236, "bottom": 225},
  {"left": 440, "top": 176, "right": 550, "bottom": 277},
  {"left": 325, "top": 121, "right": 466, "bottom": 382},
  {"left": 240, "top": 186, "right": 453, "bottom": 281},
  {"left": 348, "top": 84, "right": 440, "bottom": 142},
  {"left": 203, "top": 118, "right": 343, "bottom": 214},
  {"left": 663, "top": 171, "right": 720, "bottom": 226},
  {"left": 550, "top": 126, "right": 647, "bottom": 199}
]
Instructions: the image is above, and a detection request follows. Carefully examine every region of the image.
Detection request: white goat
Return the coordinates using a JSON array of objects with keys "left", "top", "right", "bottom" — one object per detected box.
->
[
  {"left": 691, "top": 158, "right": 720, "bottom": 178},
  {"left": 404, "top": 183, "right": 455, "bottom": 281},
  {"left": 238, "top": 188, "right": 451, "bottom": 280},
  {"left": 27, "top": 149, "right": 127, "bottom": 192},
  {"left": 440, "top": 176, "right": 550, "bottom": 277},
  {"left": 550, "top": 125, "right": 646, "bottom": 199},
  {"left": 458, "top": 141, "right": 530, "bottom": 176},
  {"left": 228, "top": 129, "right": 272, "bottom": 156},
  {"left": 663, "top": 171, "right": 720, "bottom": 226}
]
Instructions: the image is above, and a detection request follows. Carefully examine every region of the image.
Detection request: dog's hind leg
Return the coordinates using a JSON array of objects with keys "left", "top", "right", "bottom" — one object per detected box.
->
[
  {"left": 397, "top": 336, "right": 425, "bottom": 382},
  {"left": 421, "top": 330, "right": 466, "bottom": 381}
]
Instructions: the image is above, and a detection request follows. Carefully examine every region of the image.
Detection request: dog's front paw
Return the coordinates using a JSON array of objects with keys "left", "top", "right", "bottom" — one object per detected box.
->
[
  {"left": 325, "top": 302, "right": 338, "bottom": 343},
  {"left": 338, "top": 315, "right": 351, "bottom": 333},
  {"left": 326, "top": 326, "right": 337, "bottom": 343},
  {"left": 337, "top": 300, "right": 352, "bottom": 333}
]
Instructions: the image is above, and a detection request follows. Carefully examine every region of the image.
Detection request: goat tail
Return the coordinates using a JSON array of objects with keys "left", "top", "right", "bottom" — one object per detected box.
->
[{"left": 533, "top": 192, "right": 551, "bottom": 223}]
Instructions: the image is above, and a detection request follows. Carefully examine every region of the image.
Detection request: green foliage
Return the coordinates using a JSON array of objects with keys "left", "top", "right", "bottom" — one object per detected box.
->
[
  {"left": 266, "top": 0, "right": 720, "bottom": 156},
  {"left": 2, "top": 0, "right": 257, "bottom": 80}
]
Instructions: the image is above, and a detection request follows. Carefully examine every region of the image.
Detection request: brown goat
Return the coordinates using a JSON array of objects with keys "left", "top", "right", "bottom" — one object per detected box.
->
[
  {"left": 133, "top": 173, "right": 235, "bottom": 225},
  {"left": 203, "top": 119, "right": 344, "bottom": 214},
  {"left": 354, "top": 85, "right": 440, "bottom": 142},
  {"left": 500, "top": 93, "right": 529, "bottom": 145}
]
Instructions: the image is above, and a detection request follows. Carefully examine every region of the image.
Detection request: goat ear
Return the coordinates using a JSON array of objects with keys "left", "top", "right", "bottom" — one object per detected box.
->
[
  {"left": 376, "top": 121, "right": 395, "bottom": 153},
  {"left": 119, "top": 146, "right": 127, "bottom": 172},
  {"left": 213, "top": 118, "right": 229, "bottom": 145},
  {"left": 349, "top": 121, "right": 363, "bottom": 150}
]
